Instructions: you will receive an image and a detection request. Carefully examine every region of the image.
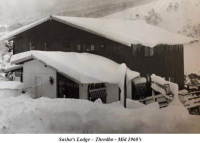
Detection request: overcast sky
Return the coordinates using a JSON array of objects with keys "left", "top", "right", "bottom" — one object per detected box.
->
[{"left": 0, "top": 0, "right": 83, "bottom": 25}]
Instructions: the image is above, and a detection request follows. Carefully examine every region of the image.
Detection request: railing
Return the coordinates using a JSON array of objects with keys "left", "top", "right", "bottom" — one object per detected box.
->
[{"left": 185, "top": 84, "right": 200, "bottom": 93}]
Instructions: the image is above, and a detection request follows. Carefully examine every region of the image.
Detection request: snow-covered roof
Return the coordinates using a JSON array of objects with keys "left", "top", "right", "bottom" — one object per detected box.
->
[
  {"left": 0, "top": 15, "right": 198, "bottom": 47},
  {"left": 11, "top": 51, "right": 140, "bottom": 84},
  {"left": 0, "top": 17, "right": 50, "bottom": 41},
  {"left": 4, "top": 63, "right": 22, "bottom": 72}
]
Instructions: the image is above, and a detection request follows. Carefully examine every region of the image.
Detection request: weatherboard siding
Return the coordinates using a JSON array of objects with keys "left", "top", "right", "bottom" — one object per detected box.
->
[{"left": 13, "top": 19, "right": 184, "bottom": 89}]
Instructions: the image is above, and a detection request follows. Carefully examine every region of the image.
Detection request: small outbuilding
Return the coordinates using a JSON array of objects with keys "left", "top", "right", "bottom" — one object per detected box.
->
[{"left": 10, "top": 51, "right": 139, "bottom": 103}]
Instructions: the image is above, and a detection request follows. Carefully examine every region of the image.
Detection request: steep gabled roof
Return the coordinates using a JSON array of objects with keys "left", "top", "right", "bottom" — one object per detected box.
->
[
  {"left": 0, "top": 15, "right": 198, "bottom": 47},
  {"left": 0, "top": 17, "right": 50, "bottom": 41},
  {"left": 10, "top": 51, "right": 140, "bottom": 84}
]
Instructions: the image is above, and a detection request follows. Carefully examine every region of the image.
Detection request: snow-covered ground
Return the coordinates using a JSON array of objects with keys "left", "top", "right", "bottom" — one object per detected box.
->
[{"left": 0, "top": 89, "right": 200, "bottom": 133}]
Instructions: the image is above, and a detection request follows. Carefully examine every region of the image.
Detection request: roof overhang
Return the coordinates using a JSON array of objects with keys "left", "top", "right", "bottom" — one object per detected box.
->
[
  {"left": 1, "top": 15, "right": 198, "bottom": 47},
  {"left": 10, "top": 52, "right": 81, "bottom": 84},
  {"left": 10, "top": 51, "right": 140, "bottom": 85},
  {"left": 5, "top": 64, "right": 23, "bottom": 72}
]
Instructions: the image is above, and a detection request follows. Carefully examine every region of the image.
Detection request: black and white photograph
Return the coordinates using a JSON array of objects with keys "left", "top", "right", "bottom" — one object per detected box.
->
[{"left": 0, "top": 0, "right": 200, "bottom": 135}]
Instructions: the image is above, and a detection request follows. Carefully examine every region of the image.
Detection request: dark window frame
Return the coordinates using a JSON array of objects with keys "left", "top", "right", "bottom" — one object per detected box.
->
[
  {"left": 77, "top": 43, "right": 82, "bottom": 51},
  {"left": 144, "top": 47, "right": 154, "bottom": 57}
]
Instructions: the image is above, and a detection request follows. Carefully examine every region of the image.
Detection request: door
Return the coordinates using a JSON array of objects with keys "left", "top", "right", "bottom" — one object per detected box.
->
[
  {"left": 35, "top": 76, "right": 42, "bottom": 98},
  {"left": 57, "top": 73, "right": 79, "bottom": 99}
]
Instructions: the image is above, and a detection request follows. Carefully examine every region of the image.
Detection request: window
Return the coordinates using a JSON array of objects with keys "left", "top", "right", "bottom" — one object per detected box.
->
[
  {"left": 91, "top": 44, "right": 95, "bottom": 51},
  {"left": 88, "top": 83, "right": 107, "bottom": 103},
  {"left": 86, "top": 44, "right": 95, "bottom": 51},
  {"left": 82, "top": 44, "right": 86, "bottom": 51},
  {"left": 29, "top": 42, "right": 35, "bottom": 50},
  {"left": 44, "top": 43, "right": 47, "bottom": 51},
  {"left": 144, "top": 47, "right": 154, "bottom": 57},
  {"left": 77, "top": 44, "right": 81, "bottom": 51}
]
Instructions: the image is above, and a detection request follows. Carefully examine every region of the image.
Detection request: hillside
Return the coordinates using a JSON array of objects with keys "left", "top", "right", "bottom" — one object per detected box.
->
[
  {"left": 105, "top": 0, "right": 200, "bottom": 38},
  {"left": 0, "top": 0, "right": 156, "bottom": 29}
]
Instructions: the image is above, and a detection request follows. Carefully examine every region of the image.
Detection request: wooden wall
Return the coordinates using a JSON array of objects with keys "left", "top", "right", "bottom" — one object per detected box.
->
[{"left": 13, "top": 20, "right": 184, "bottom": 89}]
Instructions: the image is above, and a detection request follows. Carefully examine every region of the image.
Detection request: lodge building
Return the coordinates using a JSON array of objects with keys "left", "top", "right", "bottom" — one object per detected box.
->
[{"left": 1, "top": 15, "right": 197, "bottom": 103}]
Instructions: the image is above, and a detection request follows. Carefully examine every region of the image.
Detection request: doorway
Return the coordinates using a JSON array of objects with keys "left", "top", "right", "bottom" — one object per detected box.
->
[
  {"left": 57, "top": 73, "right": 79, "bottom": 99},
  {"left": 35, "top": 76, "right": 43, "bottom": 98}
]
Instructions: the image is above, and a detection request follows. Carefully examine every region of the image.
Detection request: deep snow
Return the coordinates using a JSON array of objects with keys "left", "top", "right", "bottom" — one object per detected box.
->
[{"left": 0, "top": 91, "right": 200, "bottom": 133}]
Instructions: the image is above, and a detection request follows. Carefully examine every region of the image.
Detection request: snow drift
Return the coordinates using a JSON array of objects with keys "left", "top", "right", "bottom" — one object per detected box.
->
[
  {"left": 0, "top": 92, "right": 200, "bottom": 133},
  {"left": 0, "top": 81, "right": 24, "bottom": 99}
]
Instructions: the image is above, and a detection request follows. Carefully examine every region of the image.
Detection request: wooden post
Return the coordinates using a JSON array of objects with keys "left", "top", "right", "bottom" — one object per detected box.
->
[
  {"left": 152, "top": 89, "right": 155, "bottom": 102},
  {"left": 124, "top": 72, "right": 127, "bottom": 108},
  {"left": 20, "top": 68, "right": 23, "bottom": 83}
]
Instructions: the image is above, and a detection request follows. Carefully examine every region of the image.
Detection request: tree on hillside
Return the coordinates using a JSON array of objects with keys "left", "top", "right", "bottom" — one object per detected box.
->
[
  {"left": 144, "top": 9, "right": 162, "bottom": 26},
  {"left": 185, "top": 73, "right": 200, "bottom": 85},
  {"left": 135, "top": 14, "right": 140, "bottom": 19},
  {"left": 178, "top": 20, "right": 200, "bottom": 38}
]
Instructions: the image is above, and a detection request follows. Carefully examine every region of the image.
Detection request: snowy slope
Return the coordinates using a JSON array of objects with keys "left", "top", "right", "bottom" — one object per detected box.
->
[
  {"left": 105, "top": 0, "right": 200, "bottom": 37},
  {"left": 0, "top": 92, "right": 199, "bottom": 133}
]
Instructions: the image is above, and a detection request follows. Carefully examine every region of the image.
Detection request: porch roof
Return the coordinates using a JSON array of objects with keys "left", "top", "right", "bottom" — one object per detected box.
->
[
  {"left": 10, "top": 51, "right": 140, "bottom": 84},
  {"left": 4, "top": 63, "right": 22, "bottom": 72}
]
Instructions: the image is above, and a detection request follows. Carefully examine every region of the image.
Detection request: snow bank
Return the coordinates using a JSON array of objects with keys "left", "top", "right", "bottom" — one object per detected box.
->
[
  {"left": 0, "top": 90, "right": 22, "bottom": 100},
  {"left": 11, "top": 51, "right": 140, "bottom": 84},
  {"left": 126, "top": 98, "right": 145, "bottom": 109},
  {"left": 151, "top": 74, "right": 188, "bottom": 114},
  {"left": 0, "top": 81, "right": 24, "bottom": 99},
  {"left": 0, "top": 81, "right": 24, "bottom": 90},
  {"left": 151, "top": 74, "right": 179, "bottom": 102},
  {"left": 0, "top": 94, "right": 199, "bottom": 133}
]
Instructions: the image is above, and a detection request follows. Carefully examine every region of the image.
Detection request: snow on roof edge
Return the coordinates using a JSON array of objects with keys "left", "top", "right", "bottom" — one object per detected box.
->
[
  {"left": 5, "top": 64, "right": 22, "bottom": 72},
  {"left": 1, "top": 15, "right": 198, "bottom": 47},
  {"left": 52, "top": 16, "right": 132, "bottom": 47},
  {"left": 10, "top": 51, "right": 140, "bottom": 84},
  {"left": 0, "top": 17, "right": 50, "bottom": 41}
]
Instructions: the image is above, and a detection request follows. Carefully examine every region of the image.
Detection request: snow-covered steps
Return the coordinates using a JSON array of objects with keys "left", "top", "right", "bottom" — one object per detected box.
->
[
  {"left": 138, "top": 94, "right": 169, "bottom": 108},
  {"left": 157, "top": 97, "right": 169, "bottom": 108}
]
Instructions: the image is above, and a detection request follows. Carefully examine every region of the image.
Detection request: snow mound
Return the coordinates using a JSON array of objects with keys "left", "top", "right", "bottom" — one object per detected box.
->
[
  {"left": 94, "top": 98, "right": 103, "bottom": 104},
  {"left": 0, "top": 81, "right": 24, "bottom": 90},
  {"left": 126, "top": 99, "right": 145, "bottom": 109},
  {"left": 0, "top": 94, "right": 200, "bottom": 133}
]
